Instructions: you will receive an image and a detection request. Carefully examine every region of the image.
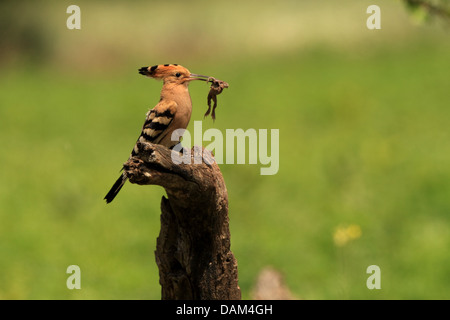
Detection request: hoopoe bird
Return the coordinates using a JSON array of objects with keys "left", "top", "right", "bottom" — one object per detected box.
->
[{"left": 104, "top": 64, "right": 210, "bottom": 203}]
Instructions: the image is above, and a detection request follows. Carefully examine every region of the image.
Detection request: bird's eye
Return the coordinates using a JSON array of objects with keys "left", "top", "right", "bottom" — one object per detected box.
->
[{"left": 175, "top": 72, "right": 181, "bottom": 77}]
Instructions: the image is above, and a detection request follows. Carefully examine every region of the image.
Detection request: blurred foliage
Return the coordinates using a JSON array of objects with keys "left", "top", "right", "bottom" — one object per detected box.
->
[
  {"left": 0, "top": 1, "right": 52, "bottom": 64},
  {"left": 404, "top": 0, "right": 450, "bottom": 22},
  {"left": 0, "top": 0, "right": 449, "bottom": 299},
  {"left": 0, "top": 0, "right": 448, "bottom": 69}
]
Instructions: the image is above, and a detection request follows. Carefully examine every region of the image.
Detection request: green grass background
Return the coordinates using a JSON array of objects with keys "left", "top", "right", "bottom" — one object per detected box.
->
[{"left": 0, "top": 0, "right": 449, "bottom": 299}]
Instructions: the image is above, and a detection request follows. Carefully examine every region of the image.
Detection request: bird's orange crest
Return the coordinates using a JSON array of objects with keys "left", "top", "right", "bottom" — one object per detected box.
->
[{"left": 138, "top": 64, "right": 191, "bottom": 80}]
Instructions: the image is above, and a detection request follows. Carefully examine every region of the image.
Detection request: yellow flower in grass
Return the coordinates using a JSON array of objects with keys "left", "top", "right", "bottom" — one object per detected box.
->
[{"left": 333, "top": 224, "right": 362, "bottom": 247}]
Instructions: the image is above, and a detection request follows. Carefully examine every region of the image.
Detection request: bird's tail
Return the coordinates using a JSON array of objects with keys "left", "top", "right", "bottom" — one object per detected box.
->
[{"left": 104, "top": 174, "right": 127, "bottom": 203}]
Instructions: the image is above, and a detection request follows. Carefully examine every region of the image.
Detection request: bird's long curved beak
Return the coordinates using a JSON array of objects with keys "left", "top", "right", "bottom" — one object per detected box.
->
[{"left": 189, "top": 73, "right": 210, "bottom": 81}]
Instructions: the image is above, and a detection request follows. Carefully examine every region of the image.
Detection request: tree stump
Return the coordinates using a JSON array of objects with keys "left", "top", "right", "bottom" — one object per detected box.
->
[{"left": 123, "top": 141, "right": 241, "bottom": 300}]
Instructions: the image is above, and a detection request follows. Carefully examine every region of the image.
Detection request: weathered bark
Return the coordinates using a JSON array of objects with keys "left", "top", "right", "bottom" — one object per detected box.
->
[{"left": 123, "top": 141, "right": 241, "bottom": 300}]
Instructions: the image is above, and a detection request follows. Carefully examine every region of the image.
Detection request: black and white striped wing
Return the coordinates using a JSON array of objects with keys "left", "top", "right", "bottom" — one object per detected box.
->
[{"left": 131, "top": 108, "right": 175, "bottom": 156}]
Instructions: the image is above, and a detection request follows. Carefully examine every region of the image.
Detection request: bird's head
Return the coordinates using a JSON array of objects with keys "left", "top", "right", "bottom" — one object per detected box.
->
[{"left": 138, "top": 64, "right": 209, "bottom": 85}]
